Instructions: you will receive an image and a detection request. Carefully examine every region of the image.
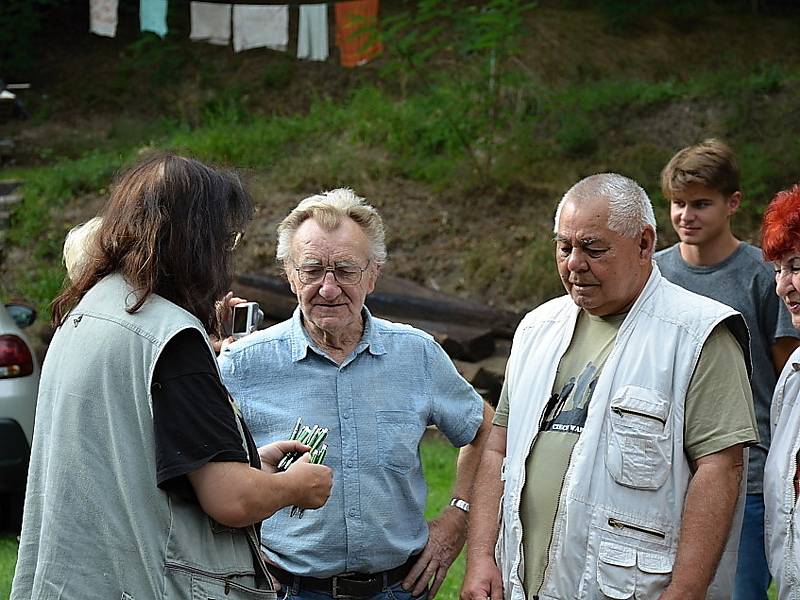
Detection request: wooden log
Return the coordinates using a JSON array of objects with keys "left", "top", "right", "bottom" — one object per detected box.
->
[
  {"left": 453, "top": 354, "right": 508, "bottom": 407},
  {"left": 234, "top": 273, "right": 522, "bottom": 338},
  {"left": 231, "top": 281, "right": 497, "bottom": 362},
  {"left": 395, "top": 317, "right": 495, "bottom": 362},
  {"left": 232, "top": 278, "right": 295, "bottom": 322}
]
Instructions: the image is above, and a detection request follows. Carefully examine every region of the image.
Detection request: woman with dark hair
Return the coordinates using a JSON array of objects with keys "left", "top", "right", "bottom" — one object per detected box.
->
[
  {"left": 11, "top": 154, "right": 332, "bottom": 600},
  {"left": 761, "top": 183, "right": 800, "bottom": 599}
]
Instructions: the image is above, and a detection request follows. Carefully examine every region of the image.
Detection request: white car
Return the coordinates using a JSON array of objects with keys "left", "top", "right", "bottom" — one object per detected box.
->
[{"left": 0, "top": 302, "right": 39, "bottom": 532}]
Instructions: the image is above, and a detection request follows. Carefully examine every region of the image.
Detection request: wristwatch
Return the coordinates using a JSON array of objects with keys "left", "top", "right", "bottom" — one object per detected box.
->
[{"left": 449, "top": 497, "right": 470, "bottom": 513}]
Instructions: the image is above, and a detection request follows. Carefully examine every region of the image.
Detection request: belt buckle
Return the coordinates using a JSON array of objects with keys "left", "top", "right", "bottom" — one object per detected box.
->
[
  {"left": 331, "top": 573, "right": 380, "bottom": 599},
  {"left": 331, "top": 575, "right": 349, "bottom": 599}
]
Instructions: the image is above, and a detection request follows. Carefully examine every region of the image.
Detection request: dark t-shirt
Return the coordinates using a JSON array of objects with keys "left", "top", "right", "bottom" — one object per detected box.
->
[{"left": 152, "top": 329, "right": 260, "bottom": 501}]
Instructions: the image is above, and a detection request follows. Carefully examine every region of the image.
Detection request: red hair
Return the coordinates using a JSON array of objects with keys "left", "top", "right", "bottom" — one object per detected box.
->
[{"left": 762, "top": 184, "right": 800, "bottom": 261}]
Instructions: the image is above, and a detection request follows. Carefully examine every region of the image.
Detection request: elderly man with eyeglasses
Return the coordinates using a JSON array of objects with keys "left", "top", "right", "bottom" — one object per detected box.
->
[{"left": 218, "top": 188, "right": 492, "bottom": 600}]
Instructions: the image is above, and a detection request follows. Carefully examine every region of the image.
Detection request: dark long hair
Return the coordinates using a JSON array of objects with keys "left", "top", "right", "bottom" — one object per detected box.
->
[{"left": 52, "top": 153, "right": 253, "bottom": 334}]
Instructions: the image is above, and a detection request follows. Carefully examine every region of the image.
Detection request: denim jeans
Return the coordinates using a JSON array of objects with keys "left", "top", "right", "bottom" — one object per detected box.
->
[
  {"left": 732, "top": 493, "right": 771, "bottom": 600},
  {"left": 280, "top": 580, "right": 428, "bottom": 600}
]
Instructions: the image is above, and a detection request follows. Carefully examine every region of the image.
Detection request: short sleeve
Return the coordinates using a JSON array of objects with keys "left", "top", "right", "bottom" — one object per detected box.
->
[
  {"left": 152, "top": 329, "right": 254, "bottom": 497},
  {"left": 493, "top": 381, "right": 509, "bottom": 427},
  {"left": 684, "top": 323, "right": 759, "bottom": 461},
  {"left": 427, "top": 340, "right": 484, "bottom": 447}
]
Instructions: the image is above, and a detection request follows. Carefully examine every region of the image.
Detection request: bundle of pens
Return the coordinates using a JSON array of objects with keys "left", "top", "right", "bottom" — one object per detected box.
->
[{"left": 278, "top": 417, "right": 328, "bottom": 518}]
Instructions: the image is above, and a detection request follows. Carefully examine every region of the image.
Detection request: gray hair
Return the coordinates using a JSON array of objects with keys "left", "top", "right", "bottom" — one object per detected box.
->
[
  {"left": 553, "top": 173, "right": 657, "bottom": 245},
  {"left": 276, "top": 188, "right": 387, "bottom": 266},
  {"left": 63, "top": 217, "right": 102, "bottom": 281}
]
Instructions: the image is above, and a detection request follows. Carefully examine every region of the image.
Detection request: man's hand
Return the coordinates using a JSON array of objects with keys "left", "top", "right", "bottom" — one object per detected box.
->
[
  {"left": 402, "top": 507, "right": 468, "bottom": 598},
  {"left": 460, "top": 554, "right": 503, "bottom": 600}
]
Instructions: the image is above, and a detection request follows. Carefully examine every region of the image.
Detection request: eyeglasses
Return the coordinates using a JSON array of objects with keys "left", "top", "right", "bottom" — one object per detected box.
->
[
  {"left": 774, "top": 258, "right": 800, "bottom": 280},
  {"left": 294, "top": 261, "right": 370, "bottom": 286},
  {"left": 226, "top": 231, "right": 243, "bottom": 252}
]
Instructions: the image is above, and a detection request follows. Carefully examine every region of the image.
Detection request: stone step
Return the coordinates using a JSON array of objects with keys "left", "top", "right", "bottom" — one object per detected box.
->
[
  {"left": 0, "top": 138, "right": 14, "bottom": 156},
  {"left": 0, "top": 193, "right": 22, "bottom": 208},
  {"left": 0, "top": 180, "right": 22, "bottom": 195}
]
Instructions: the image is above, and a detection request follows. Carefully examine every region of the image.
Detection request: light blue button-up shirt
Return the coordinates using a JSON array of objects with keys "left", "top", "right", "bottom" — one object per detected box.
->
[{"left": 218, "top": 307, "right": 483, "bottom": 577}]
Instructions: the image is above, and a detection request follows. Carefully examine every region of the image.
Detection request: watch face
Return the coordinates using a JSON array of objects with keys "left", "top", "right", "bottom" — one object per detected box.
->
[{"left": 450, "top": 498, "right": 470, "bottom": 512}]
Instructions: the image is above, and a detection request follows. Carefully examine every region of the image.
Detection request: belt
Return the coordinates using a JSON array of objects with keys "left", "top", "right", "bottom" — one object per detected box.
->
[{"left": 270, "top": 555, "right": 417, "bottom": 599}]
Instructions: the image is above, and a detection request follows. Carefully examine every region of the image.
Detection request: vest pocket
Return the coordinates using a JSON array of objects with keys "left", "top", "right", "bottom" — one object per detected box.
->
[
  {"left": 164, "top": 562, "right": 276, "bottom": 599},
  {"left": 606, "top": 386, "right": 672, "bottom": 490},
  {"left": 596, "top": 540, "right": 674, "bottom": 599}
]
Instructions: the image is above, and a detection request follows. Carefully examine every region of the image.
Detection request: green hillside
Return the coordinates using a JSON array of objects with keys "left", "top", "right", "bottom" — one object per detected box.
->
[{"left": 2, "top": 1, "right": 799, "bottom": 323}]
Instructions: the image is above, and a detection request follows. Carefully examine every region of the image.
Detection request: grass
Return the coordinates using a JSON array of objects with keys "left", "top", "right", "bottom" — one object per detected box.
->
[
  {"left": 421, "top": 436, "right": 466, "bottom": 599},
  {"left": 0, "top": 535, "right": 17, "bottom": 599}
]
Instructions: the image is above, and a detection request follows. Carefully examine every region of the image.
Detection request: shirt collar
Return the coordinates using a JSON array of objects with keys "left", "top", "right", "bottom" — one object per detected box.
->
[{"left": 289, "top": 306, "right": 387, "bottom": 363}]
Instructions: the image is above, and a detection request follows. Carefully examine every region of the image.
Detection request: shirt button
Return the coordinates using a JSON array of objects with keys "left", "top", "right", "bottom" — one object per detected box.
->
[
  {"left": 343, "top": 413, "right": 350, "bottom": 419},
  {"left": 347, "top": 459, "right": 355, "bottom": 468},
  {"left": 349, "top": 508, "right": 357, "bottom": 517}
]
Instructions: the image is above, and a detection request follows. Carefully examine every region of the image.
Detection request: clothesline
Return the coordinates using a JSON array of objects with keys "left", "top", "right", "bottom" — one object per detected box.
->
[{"left": 90, "top": 0, "right": 382, "bottom": 67}]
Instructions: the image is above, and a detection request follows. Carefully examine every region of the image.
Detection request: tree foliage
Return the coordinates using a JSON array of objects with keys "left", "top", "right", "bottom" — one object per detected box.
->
[{"left": 381, "top": 0, "right": 537, "bottom": 179}]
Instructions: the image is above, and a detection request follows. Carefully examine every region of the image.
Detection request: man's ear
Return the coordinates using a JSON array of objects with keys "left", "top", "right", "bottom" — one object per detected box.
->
[
  {"left": 364, "top": 264, "right": 380, "bottom": 295},
  {"left": 727, "top": 191, "right": 742, "bottom": 214},
  {"left": 640, "top": 226, "right": 656, "bottom": 259}
]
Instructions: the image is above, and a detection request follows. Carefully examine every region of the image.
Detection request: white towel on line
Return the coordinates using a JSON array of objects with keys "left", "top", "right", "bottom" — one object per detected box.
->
[
  {"left": 90, "top": 0, "right": 119, "bottom": 37},
  {"left": 298, "top": 4, "right": 329, "bottom": 62},
  {"left": 233, "top": 5, "right": 289, "bottom": 53},
  {"left": 190, "top": 1, "right": 231, "bottom": 46}
]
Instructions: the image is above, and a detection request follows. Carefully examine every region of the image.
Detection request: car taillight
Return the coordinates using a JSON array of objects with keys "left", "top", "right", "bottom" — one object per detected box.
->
[{"left": 0, "top": 334, "right": 34, "bottom": 378}]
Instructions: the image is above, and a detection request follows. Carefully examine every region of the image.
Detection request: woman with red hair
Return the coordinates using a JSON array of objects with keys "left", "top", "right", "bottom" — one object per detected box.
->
[{"left": 762, "top": 183, "right": 800, "bottom": 599}]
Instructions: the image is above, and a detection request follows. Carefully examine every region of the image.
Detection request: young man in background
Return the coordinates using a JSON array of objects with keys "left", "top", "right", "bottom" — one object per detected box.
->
[{"left": 655, "top": 139, "right": 800, "bottom": 600}]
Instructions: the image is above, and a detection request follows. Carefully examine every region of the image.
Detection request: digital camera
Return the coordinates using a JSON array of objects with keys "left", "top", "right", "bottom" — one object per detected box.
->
[{"left": 231, "top": 301, "right": 261, "bottom": 339}]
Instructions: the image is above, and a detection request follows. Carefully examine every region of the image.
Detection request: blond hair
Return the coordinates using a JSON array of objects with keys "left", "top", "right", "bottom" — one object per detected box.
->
[{"left": 63, "top": 217, "right": 102, "bottom": 281}]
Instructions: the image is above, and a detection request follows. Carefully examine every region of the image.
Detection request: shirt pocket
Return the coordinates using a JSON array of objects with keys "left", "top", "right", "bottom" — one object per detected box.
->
[
  {"left": 606, "top": 385, "right": 673, "bottom": 491},
  {"left": 376, "top": 410, "right": 423, "bottom": 474}
]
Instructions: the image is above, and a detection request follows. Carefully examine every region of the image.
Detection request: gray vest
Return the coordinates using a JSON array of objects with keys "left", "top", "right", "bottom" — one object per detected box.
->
[{"left": 11, "top": 274, "right": 275, "bottom": 600}]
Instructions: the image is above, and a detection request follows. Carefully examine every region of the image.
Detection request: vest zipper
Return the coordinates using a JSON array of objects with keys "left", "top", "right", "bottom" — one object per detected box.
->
[
  {"left": 164, "top": 562, "right": 271, "bottom": 594},
  {"left": 607, "top": 517, "right": 666, "bottom": 539},
  {"left": 537, "top": 450, "right": 574, "bottom": 596},
  {"left": 611, "top": 406, "right": 666, "bottom": 426},
  {"left": 514, "top": 407, "right": 548, "bottom": 587}
]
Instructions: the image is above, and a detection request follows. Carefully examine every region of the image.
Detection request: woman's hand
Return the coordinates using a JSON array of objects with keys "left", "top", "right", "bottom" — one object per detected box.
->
[
  {"left": 211, "top": 291, "right": 249, "bottom": 353},
  {"left": 258, "top": 440, "right": 311, "bottom": 473}
]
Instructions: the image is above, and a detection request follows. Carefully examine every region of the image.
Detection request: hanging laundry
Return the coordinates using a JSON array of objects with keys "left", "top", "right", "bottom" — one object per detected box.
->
[
  {"left": 190, "top": 1, "right": 231, "bottom": 46},
  {"left": 232, "top": 5, "right": 288, "bottom": 53},
  {"left": 298, "top": 4, "right": 329, "bottom": 62},
  {"left": 90, "top": 0, "right": 118, "bottom": 38},
  {"left": 335, "top": 0, "right": 382, "bottom": 68},
  {"left": 140, "top": 0, "right": 168, "bottom": 38}
]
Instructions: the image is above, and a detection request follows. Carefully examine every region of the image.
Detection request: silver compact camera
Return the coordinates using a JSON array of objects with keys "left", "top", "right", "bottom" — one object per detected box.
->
[{"left": 231, "top": 301, "right": 262, "bottom": 339}]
